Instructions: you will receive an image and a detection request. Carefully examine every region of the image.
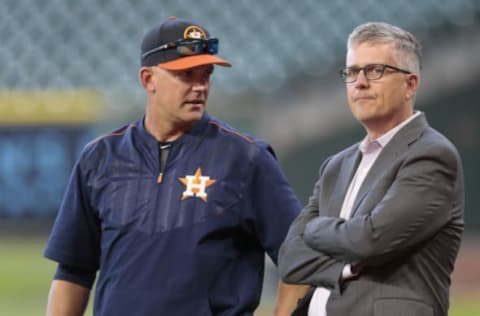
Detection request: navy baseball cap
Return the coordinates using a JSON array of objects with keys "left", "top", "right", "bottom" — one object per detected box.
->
[{"left": 141, "top": 17, "right": 232, "bottom": 70}]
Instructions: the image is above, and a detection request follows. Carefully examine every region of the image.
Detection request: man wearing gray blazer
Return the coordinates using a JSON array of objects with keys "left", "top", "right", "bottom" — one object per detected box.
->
[{"left": 278, "top": 22, "right": 464, "bottom": 316}]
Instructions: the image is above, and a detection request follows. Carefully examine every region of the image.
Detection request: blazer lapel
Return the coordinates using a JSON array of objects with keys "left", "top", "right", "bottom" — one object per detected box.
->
[
  {"left": 327, "top": 147, "right": 362, "bottom": 217},
  {"left": 349, "top": 113, "right": 429, "bottom": 217}
]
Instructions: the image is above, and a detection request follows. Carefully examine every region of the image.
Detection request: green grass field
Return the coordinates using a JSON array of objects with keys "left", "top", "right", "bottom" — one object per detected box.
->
[{"left": 0, "top": 236, "right": 478, "bottom": 316}]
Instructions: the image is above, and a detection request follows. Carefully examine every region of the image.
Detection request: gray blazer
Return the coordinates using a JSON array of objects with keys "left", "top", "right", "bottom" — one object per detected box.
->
[{"left": 278, "top": 113, "right": 464, "bottom": 316}]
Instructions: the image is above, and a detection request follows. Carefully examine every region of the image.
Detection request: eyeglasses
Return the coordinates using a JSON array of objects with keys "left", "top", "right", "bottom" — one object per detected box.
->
[
  {"left": 142, "top": 38, "right": 219, "bottom": 60},
  {"left": 339, "top": 64, "right": 411, "bottom": 83}
]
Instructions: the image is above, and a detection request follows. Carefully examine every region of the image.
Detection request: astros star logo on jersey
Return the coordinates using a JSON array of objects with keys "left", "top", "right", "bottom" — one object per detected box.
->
[{"left": 179, "top": 167, "right": 216, "bottom": 202}]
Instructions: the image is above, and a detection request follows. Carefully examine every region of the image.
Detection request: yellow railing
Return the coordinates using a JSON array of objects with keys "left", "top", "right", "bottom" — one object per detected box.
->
[{"left": 0, "top": 89, "right": 104, "bottom": 125}]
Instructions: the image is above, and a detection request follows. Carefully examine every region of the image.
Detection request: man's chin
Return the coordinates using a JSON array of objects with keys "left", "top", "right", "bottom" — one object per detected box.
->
[{"left": 183, "top": 110, "right": 204, "bottom": 122}]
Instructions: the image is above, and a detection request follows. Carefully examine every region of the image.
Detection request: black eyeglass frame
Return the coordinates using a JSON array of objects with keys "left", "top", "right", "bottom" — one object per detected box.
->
[
  {"left": 142, "top": 38, "right": 219, "bottom": 60},
  {"left": 339, "top": 63, "right": 411, "bottom": 83}
]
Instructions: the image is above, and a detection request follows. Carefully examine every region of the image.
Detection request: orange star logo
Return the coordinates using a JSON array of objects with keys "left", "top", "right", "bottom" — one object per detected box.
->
[{"left": 179, "top": 167, "right": 216, "bottom": 202}]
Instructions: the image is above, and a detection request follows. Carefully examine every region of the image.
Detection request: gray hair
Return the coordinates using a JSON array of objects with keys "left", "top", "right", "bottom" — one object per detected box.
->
[{"left": 347, "top": 22, "right": 422, "bottom": 74}]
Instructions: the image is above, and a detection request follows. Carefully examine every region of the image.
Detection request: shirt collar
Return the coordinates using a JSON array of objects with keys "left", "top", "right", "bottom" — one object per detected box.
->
[{"left": 359, "top": 111, "right": 421, "bottom": 153}]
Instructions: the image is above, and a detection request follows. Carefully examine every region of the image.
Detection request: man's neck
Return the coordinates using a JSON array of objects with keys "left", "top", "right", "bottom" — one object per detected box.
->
[
  {"left": 365, "top": 110, "right": 414, "bottom": 140},
  {"left": 144, "top": 115, "right": 191, "bottom": 142}
]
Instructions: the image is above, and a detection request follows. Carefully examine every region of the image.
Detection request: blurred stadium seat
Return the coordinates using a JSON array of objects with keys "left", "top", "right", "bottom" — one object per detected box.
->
[{"left": 1, "top": 0, "right": 479, "bottom": 93}]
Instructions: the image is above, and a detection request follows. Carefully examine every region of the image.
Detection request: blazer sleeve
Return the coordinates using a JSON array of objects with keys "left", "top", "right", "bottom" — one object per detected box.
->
[
  {"left": 278, "top": 159, "right": 345, "bottom": 291},
  {"left": 303, "top": 141, "right": 462, "bottom": 267}
]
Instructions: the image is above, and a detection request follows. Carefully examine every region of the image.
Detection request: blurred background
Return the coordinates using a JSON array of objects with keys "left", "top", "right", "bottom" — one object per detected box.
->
[{"left": 1, "top": 0, "right": 479, "bottom": 315}]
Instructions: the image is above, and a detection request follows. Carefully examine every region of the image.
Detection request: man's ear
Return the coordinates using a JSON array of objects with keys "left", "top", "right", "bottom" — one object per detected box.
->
[
  {"left": 405, "top": 73, "right": 419, "bottom": 101},
  {"left": 139, "top": 67, "right": 155, "bottom": 92}
]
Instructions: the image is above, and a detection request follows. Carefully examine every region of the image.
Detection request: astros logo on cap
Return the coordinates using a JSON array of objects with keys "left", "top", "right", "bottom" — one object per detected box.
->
[{"left": 184, "top": 26, "right": 206, "bottom": 39}]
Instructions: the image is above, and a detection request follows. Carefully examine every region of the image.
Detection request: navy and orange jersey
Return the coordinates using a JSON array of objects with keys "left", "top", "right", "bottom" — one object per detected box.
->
[{"left": 44, "top": 112, "right": 302, "bottom": 316}]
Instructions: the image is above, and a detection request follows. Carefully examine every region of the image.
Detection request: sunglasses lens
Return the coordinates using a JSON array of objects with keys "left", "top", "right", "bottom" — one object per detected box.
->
[
  {"left": 176, "top": 39, "right": 200, "bottom": 55},
  {"left": 207, "top": 40, "right": 218, "bottom": 54},
  {"left": 176, "top": 39, "right": 218, "bottom": 56}
]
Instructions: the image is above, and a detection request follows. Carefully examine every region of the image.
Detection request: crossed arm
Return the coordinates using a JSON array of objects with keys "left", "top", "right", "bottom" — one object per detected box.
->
[
  {"left": 278, "top": 178, "right": 347, "bottom": 291},
  {"left": 303, "top": 152, "right": 456, "bottom": 267},
  {"left": 279, "top": 146, "right": 458, "bottom": 286}
]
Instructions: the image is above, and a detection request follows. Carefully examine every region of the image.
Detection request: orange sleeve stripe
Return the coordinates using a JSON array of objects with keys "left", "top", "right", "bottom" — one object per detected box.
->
[{"left": 208, "top": 121, "right": 254, "bottom": 144}]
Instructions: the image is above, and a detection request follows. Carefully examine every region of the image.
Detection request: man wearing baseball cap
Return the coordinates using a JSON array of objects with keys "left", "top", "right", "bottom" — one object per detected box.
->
[{"left": 44, "top": 17, "right": 308, "bottom": 315}]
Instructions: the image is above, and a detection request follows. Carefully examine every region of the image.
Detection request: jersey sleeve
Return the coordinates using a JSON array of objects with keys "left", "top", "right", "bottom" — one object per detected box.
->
[
  {"left": 244, "top": 143, "right": 302, "bottom": 265},
  {"left": 44, "top": 156, "right": 101, "bottom": 271},
  {"left": 54, "top": 263, "right": 97, "bottom": 289}
]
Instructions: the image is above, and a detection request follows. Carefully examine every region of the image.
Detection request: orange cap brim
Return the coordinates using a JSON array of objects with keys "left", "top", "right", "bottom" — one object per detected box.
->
[{"left": 157, "top": 54, "right": 232, "bottom": 70}]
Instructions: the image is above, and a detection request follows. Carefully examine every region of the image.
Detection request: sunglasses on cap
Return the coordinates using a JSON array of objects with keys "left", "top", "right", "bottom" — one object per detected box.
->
[{"left": 142, "top": 38, "right": 219, "bottom": 60}]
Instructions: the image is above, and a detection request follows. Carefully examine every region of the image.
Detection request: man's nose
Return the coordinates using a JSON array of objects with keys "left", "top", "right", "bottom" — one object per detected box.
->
[
  {"left": 192, "top": 77, "right": 209, "bottom": 91},
  {"left": 355, "top": 70, "right": 370, "bottom": 87}
]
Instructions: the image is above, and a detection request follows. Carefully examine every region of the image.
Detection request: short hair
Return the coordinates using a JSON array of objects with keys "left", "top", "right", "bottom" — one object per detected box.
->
[{"left": 347, "top": 22, "right": 422, "bottom": 74}]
